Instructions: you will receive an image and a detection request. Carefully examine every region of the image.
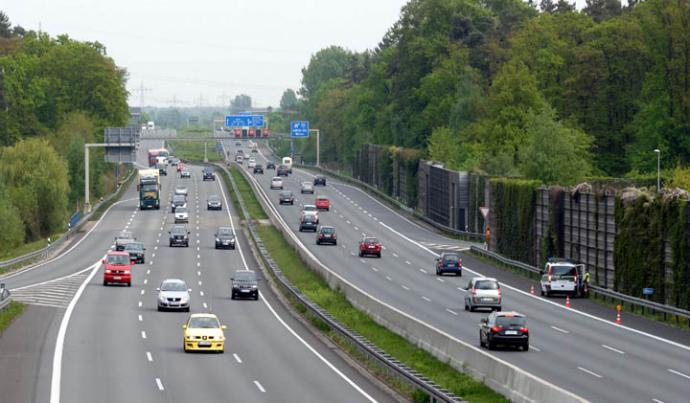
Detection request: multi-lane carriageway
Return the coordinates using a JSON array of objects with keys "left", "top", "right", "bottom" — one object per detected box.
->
[
  {"left": 233, "top": 139, "right": 690, "bottom": 403},
  {"left": 0, "top": 140, "right": 393, "bottom": 403}
]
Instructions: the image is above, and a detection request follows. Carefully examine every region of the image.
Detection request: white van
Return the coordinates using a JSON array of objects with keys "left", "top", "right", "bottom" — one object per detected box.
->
[{"left": 282, "top": 157, "right": 293, "bottom": 173}]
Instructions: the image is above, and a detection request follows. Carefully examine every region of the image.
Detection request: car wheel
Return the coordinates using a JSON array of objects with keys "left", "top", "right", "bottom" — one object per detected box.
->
[
  {"left": 496, "top": 307, "right": 501, "bottom": 312},
  {"left": 185, "top": 307, "right": 190, "bottom": 312},
  {"left": 464, "top": 301, "right": 469, "bottom": 311},
  {"left": 523, "top": 343, "right": 529, "bottom": 352},
  {"left": 479, "top": 332, "right": 485, "bottom": 347},
  {"left": 358, "top": 251, "right": 363, "bottom": 257},
  {"left": 299, "top": 227, "right": 303, "bottom": 232},
  {"left": 231, "top": 293, "right": 235, "bottom": 300},
  {"left": 333, "top": 241, "right": 337, "bottom": 245},
  {"left": 157, "top": 306, "right": 162, "bottom": 312},
  {"left": 458, "top": 271, "right": 462, "bottom": 277},
  {"left": 254, "top": 294, "right": 259, "bottom": 301},
  {"left": 141, "top": 259, "right": 145, "bottom": 264},
  {"left": 103, "top": 280, "right": 107, "bottom": 286},
  {"left": 469, "top": 304, "right": 475, "bottom": 312},
  {"left": 377, "top": 253, "right": 381, "bottom": 258},
  {"left": 127, "top": 282, "right": 131, "bottom": 287},
  {"left": 488, "top": 340, "right": 495, "bottom": 350}
]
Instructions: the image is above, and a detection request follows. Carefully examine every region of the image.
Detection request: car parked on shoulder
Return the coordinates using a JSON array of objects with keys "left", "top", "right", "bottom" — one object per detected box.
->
[
  {"left": 315, "top": 195, "right": 330, "bottom": 211},
  {"left": 214, "top": 227, "right": 236, "bottom": 249},
  {"left": 313, "top": 175, "right": 327, "bottom": 186},
  {"left": 479, "top": 311, "right": 529, "bottom": 351},
  {"left": 539, "top": 259, "right": 587, "bottom": 297},
  {"left": 174, "top": 207, "right": 189, "bottom": 223},
  {"left": 465, "top": 277, "right": 501, "bottom": 312},
  {"left": 279, "top": 191, "right": 295, "bottom": 205},
  {"left": 231, "top": 270, "right": 259, "bottom": 300},
  {"left": 316, "top": 226, "right": 337, "bottom": 245},
  {"left": 114, "top": 231, "right": 136, "bottom": 251},
  {"left": 183, "top": 313, "right": 226, "bottom": 353},
  {"left": 202, "top": 168, "right": 215, "bottom": 181},
  {"left": 207, "top": 194, "right": 222, "bottom": 210},
  {"left": 169, "top": 225, "right": 190, "bottom": 247},
  {"left": 270, "top": 177, "right": 283, "bottom": 190},
  {"left": 300, "top": 182, "right": 314, "bottom": 194},
  {"left": 157, "top": 279, "right": 191, "bottom": 312},
  {"left": 102, "top": 251, "right": 132, "bottom": 286},
  {"left": 125, "top": 241, "right": 146, "bottom": 264},
  {"left": 359, "top": 236, "right": 381, "bottom": 258},
  {"left": 435, "top": 252, "right": 462, "bottom": 276}
]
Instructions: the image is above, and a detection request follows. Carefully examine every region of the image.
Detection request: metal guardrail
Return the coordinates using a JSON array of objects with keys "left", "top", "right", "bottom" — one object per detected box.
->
[
  {"left": 217, "top": 159, "right": 462, "bottom": 402},
  {"left": 0, "top": 284, "right": 11, "bottom": 311},
  {"left": 0, "top": 169, "right": 136, "bottom": 270},
  {"left": 469, "top": 246, "right": 690, "bottom": 321}
]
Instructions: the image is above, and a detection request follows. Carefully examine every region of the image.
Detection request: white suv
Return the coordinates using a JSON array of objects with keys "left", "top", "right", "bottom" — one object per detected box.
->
[
  {"left": 270, "top": 177, "right": 283, "bottom": 189},
  {"left": 464, "top": 277, "right": 501, "bottom": 312}
]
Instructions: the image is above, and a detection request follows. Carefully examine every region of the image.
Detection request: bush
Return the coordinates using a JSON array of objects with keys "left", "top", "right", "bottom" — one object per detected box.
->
[{"left": 491, "top": 178, "right": 541, "bottom": 264}]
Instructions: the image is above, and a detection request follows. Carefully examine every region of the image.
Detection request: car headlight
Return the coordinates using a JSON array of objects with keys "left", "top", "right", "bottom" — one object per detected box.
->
[
  {"left": 251, "top": 285, "right": 258, "bottom": 289},
  {"left": 232, "top": 285, "right": 239, "bottom": 289},
  {"left": 159, "top": 295, "right": 166, "bottom": 302},
  {"left": 216, "top": 238, "right": 220, "bottom": 242}
]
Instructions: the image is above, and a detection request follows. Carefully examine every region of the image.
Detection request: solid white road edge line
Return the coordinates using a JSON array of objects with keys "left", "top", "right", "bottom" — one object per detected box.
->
[
  {"left": 216, "top": 169, "right": 378, "bottom": 403},
  {"left": 50, "top": 257, "right": 104, "bottom": 403}
]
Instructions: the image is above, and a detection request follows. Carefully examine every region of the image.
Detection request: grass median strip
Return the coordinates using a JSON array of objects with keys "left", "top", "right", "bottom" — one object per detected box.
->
[
  {"left": 168, "top": 140, "right": 223, "bottom": 162},
  {"left": 228, "top": 166, "right": 267, "bottom": 220},
  {"left": 0, "top": 301, "right": 26, "bottom": 334},
  {"left": 226, "top": 164, "right": 506, "bottom": 403}
]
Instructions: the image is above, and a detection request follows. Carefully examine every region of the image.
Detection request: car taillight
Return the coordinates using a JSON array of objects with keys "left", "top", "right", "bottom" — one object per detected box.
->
[
  {"left": 490, "top": 326, "right": 502, "bottom": 333},
  {"left": 105, "top": 269, "right": 111, "bottom": 273},
  {"left": 319, "top": 234, "right": 324, "bottom": 238},
  {"left": 519, "top": 327, "right": 529, "bottom": 333},
  {"left": 124, "top": 270, "right": 130, "bottom": 274},
  {"left": 332, "top": 234, "right": 337, "bottom": 239},
  {"left": 497, "top": 288, "right": 502, "bottom": 301},
  {"left": 548, "top": 274, "right": 552, "bottom": 284},
  {"left": 471, "top": 288, "right": 477, "bottom": 296}
]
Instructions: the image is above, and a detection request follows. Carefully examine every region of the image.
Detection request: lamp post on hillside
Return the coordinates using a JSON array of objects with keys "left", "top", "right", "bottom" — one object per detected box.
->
[{"left": 654, "top": 149, "right": 661, "bottom": 192}]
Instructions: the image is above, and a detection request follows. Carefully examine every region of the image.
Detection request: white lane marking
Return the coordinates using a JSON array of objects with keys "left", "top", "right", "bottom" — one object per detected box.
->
[
  {"left": 419, "top": 269, "right": 427, "bottom": 274},
  {"left": 154, "top": 246, "right": 158, "bottom": 250},
  {"left": 341, "top": 245, "right": 346, "bottom": 248},
  {"left": 422, "top": 296, "right": 431, "bottom": 302},
  {"left": 371, "top": 267, "right": 379, "bottom": 272},
  {"left": 197, "top": 271, "right": 201, "bottom": 276},
  {"left": 668, "top": 368, "right": 690, "bottom": 380},
  {"left": 141, "top": 289, "right": 145, "bottom": 295},
  {"left": 401, "top": 285, "right": 410, "bottom": 291},
  {"left": 577, "top": 366, "right": 602, "bottom": 378},
  {"left": 405, "top": 260, "right": 411, "bottom": 265},
  {"left": 197, "top": 262, "right": 201, "bottom": 267},
  {"left": 652, "top": 399, "right": 665, "bottom": 403},
  {"left": 151, "top": 253, "right": 155, "bottom": 258},
  {"left": 124, "top": 226, "right": 128, "bottom": 230},
  {"left": 203, "top": 302, "right": 208, "bottom": 309},
  {"left": 392, "top": 253, "right": 399, "bottom": 258},
  {"left": 138, "top": 314, "right": 142, "bottom": 322},
  {"left": 143, "top": 279, "right": 148, "bottom": 285},
  {"left": 385, "top": 276, "right": 392, "bottom": 281},
  {"left": 233, "top": 353, "right": 243, "bottom": 363},
  {"left": 198, "top": 281, "right": 202, "bottom": 286},
  {"left": 49, "top": 258, "right": 103, "bottom": 403},
  {"left": 359, "top": 259, "right": 366, "bottom": 264},
  {"left": 146, "top": 352, "right": 153, "bottom": 362},
  {"left": 141, "top": 331, "right": 147, "bottom": 339},
  {"left": 254, "top": 380, "right": 266, "bottom": 393},
  {"left": 530, "top": 345, "right": 542, "bottom": 352},
  {"left": 138, "top": 301, "right": 142, "bottom": 308},
  {"left": 354, "top": 226, "right": 359, "bottom": 231},
  {"left": 457, "top": 287, "right": 466, "bottom": 293},
  {"left": 155, "top": 378, "right": 164, "bottom": 391},
  {"left": 602, "top": 344, "right": 625, "bottom": 355},
  {"left": 446, "top": 308, "right": 458, "bottom": 316},
  {"left": 437, "top": 278, "right": 445, "bottom": 283},
  {"left": 197, "top": 247, "right": 200, "bottom": 251},
  {"left": 200, "top": 291, "right": 204, "bottom": 297},
  {"left": 350, "top": 252, "right": 356, "bottom": 256},
  {"left": 197, "top": 254, "right": 201, "bottom": 259},
  {"left": 346, "top": 220, "right": 351, "bottom": 224},
  {"left": 146, "top": 269, "right": 151, "bottom": 275},
  {"left": 551, "top": 326, "right": 569, "bottom": 334},
  {"left": 149, "top": 261, "right": 153, "bottom": 265}
]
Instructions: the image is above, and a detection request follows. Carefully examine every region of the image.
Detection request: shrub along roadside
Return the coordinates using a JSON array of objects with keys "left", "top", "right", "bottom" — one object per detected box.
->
[
  {"left": 224, "top": 164, "right": 506, "bottom": 403},
  {"left": 168, "top": 140, "right": 222, "bottom": 162},
  {"left": 0, "top": 301, "right": 26, "bottom": 334}
]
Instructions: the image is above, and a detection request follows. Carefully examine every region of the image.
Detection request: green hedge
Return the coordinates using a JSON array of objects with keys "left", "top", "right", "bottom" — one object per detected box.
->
[
  {"left": 354, "top": 144, "right": 422, "bottom": 208},
  {"left": 491, "top": 178, "right": 541, "bottom": 265}
]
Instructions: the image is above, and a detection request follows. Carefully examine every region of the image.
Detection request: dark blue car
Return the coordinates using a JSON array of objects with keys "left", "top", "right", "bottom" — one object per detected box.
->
[{"left": 435, "top": 252, "right": 462, "bottom": 276}]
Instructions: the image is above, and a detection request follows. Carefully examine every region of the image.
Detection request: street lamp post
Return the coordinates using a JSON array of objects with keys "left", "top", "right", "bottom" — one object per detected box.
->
[{"left": 654, "top": 149, "right": 661, "bottom": 192}]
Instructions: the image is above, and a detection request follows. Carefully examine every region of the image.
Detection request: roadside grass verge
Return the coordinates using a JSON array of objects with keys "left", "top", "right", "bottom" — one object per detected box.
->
[
  {"left": 168, "top": 140, "right": 223, "bottom": 162},
  {"left": 0, "top": 301, "right": 26, "bottom": 334},
  {"left": 90, "top": 167, "right": 137, "bottom": 222},
  {"left": 224, "top": 164, "right": 506, "bottom": 403},
  {"left": 0, "top": 234, "right": 61, "bottom": 262},
  {"left": 228, "top": 165, "right": 267, "bottom": 220}
]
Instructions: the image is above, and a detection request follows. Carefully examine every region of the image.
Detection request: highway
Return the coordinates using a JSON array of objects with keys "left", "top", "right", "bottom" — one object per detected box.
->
[
  {"left": 234, "top": 138, "right": 690, "bottom": 403},
  {"left": 0, "top": 140, "right": 393, "bottom": 403}
]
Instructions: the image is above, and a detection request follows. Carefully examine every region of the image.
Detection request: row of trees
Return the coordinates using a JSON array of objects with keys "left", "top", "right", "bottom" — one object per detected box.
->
[
  {"left": 0, "top": 12, "right": 129, "bottom": 250},
  {"left": 279, "top": 0, "right": 690, "bottom": 186}
]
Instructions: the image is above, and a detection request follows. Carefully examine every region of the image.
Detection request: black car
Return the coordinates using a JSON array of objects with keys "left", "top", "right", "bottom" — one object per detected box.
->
[
  {"left": 251, "top": 148, "right": 258, "bottom": 154},
  {"left": 313, "top": 175, "right": 327, "bottom": 186},
  {"left": 479, "top": 312, "right": 529, "bottom": 351},
  {"left": 207, "top": 194, "right": 222, "bottom": 210},
  {"left": 202, "top": 168, "right": 215, "bottom": 181},
  {"left": 214, "top": 226, "right": 236, "bottom": 249},
  {"left": 253, "top": 164, "right": 264, "bottom": 174},
  {"left": 279, "top": 191, "right": 295, "bottom": 205},
  {"left": 316, "top": 226, "right": 337, "bottom": 245},
  {"left": 235, "top": 141, "right": 242, "bottom": 147},
  {"left": 266, "top": 161, "right": 276, "bottom": 169},
  {"left": 231, "top": 270, "right": 259, "bottom": 300},
  {"left": 171, "top": 195, "right": 187, "bottom": 212},
  {"left": 168, "top": 225, "right": 190, "bottom": 247},
  {"left": 114, "top": 231, "right": 136, "bottom": 251},
  {"left": 299, "top": 214, "right": 318, "bottom": 232},
  {"left": 157, "top": 163, "right": 168, "bottom": 176},
  {"left": 277, "top": 165, "right": 289, "bottom": 177},
  {"left": 169, "top": 157, "right": 179, "bottom": 165},
  {"left": 125, "top": 241, "right": 146, "bottom": 263}
]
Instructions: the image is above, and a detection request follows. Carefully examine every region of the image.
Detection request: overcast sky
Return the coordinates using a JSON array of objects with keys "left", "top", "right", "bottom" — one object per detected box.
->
[{"left": 3, "top": 0, "right": 408, "bottom": 108}]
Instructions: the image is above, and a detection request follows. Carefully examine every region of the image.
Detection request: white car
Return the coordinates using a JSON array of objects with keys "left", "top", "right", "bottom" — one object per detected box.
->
[
  {"left": 271, "top": 177, "right": 283, "bottom": 190},
  {"left": 180, "top": 170, "right": 191, "bottom": 178},
  {"left": 301, "top": 205, "right": 319, "bottom": 223},
  {"left": 174, "top": 186, "right": 188, "bottom": 196},
  {"left": 157, "top": 279, "right": 191, "bottom": 311},
  {"left": 174, "top": 207, "right": 189, "bottom": 223},
  {"left": 464, "top": 277, "right": 501, "bottom": 312},
  {"left": 248, "top": 158, "right": 257, "bottom": 169}
]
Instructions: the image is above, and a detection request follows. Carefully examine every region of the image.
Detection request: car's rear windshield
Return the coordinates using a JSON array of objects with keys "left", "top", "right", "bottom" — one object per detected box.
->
[
  {"left": 235, "top": 271, "right": 256, "bottom": 282},
  {"left": 161, "top": 281, "right": 186, "bottom": 291},
  {"left": 320, "top": 227, "right": 335, "bottom": 234},
  {"left": 173, "top": 196, "right": 185, "bottom": 202},
  {"left": 208, "top": 195, "right": 220, "bottom": 201},
  {"left": 551, "top": 265, "right": 576, "bottom": 277},
  {"left": 117, "top": 232, "right": 132, "bottom": 239},
  {"left": 171, "top": 227, "right": 186, "bottom": 234},
  {"left": 304, "top": 205, "right": 316, "bottom": 211},
  {"left": 189, "top": 317, "right": 219, "bottom": 329},
  {"left": 125, "top": 243, "right": 143, "bottom": 251},
  {"left": 443, "top": 254, "right": 459, "bottom": 262},
  {"left": 475, "top": 280, "right": 499, "bottom": 290},
  {"left": 317, "top": 196, "right": 328, "bottom": 200},
  {"left": 280, "top": 191, "right": 292, "bottom": 197},
  {"left": 107, "top": 255, "right": 129, "bottom": 265},
  {"left": 364, "top": 238, "right": 378, "bottom": 244},
  {"left": 496, "top": 316, "right": 526, "bottom": 327},
  {"left": 218, "top": 227, "right": 234, "bottom": 236}
]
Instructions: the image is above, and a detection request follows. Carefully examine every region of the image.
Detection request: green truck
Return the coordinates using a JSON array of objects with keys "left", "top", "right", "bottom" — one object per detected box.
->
[{"left": 138, "top": 168, "right": 160, "bottom": 209}]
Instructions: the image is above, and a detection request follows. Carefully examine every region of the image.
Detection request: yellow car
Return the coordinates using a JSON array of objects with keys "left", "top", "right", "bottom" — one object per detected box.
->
[{"left": 182, "top": 313, "right": 226, "bottom": 353}]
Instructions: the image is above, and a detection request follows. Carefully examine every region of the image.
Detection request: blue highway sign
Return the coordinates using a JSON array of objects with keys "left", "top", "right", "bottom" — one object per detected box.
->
[
  {"left": 290, "top": 121, "right": 310, "bottom": 138},
  {"left": 225, "top": 115, "right": 264, "bottom": 127}
]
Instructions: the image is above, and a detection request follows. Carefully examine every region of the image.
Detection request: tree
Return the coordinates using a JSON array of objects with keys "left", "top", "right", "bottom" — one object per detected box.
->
[
  {"left": 299, "top": 46, "right": 353, "bottom": 99},
  {"left": 279, "top": 89, "right": 299, "bottom": 111},
  {"left": 0, "top": 138, "right": 69, "bottom": 240},
  {"left": 0, "top": 11, "right": 11, "bottom": 38},
  {"left": 229, "top": 94, "right": 252, "bottom": 113},
  {"left": 667, "top": 165, "right": 690, "bottom": 191},
  {"left": 584, "top": 0, "right": 623, "bottom": 23},
  {"left": 0, "top": 184, "right": 24, "bottom": 248}
]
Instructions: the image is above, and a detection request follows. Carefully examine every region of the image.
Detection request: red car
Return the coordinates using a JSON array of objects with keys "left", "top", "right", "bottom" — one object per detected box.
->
[
  {"left": 359, "top": 236, "right": 382, "bottom": 258},
  {"left": 177, "top": 163, "right": 185, "bottom": 172},
  {"left": 315, "top": 195, "right": 330, "bottom": 211},
  {"left": 102, "top": 251, "right": 133, "bottom": 286}
]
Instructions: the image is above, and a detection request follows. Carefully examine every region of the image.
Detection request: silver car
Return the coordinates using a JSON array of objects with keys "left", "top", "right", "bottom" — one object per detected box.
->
[
  {"left": 464, "top": 277, "right": 501, "bottom": 312},
  {"left": 174, "top": 207, "right": 189, "bottom": 223},
  {"left": 157, "top": 279, "right": 191, "bottom": 311},
  {"left": 300, "top": 182, "right": 314, "bottom": 194},
  {"left": 174, "top": 186, "right": 188, "bottom": 196}
]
